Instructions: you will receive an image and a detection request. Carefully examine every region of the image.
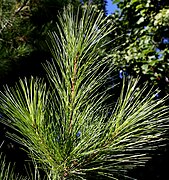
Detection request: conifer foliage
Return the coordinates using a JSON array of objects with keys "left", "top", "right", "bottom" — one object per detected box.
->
[
  {"left": 0, "top": 5, "right": 169, "bottom": 179},
  {"left": 0, "top": 0, "right": 79, "bottom": 84}
]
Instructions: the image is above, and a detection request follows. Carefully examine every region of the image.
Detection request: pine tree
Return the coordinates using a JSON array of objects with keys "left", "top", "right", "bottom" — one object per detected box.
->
[
  {"left": 0, "top": 5, "right": 169, "bottom": 179},
  {"left": 0, "top": 0, "right": 81, "bottom": 86}
]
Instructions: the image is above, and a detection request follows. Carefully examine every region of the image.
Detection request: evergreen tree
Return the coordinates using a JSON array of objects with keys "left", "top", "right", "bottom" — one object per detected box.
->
[
  {"left": 0, "top": 6, "right": 169, "bottom": 179},
  {"left": 0, "top": 1, "right": 108, "bottom": 177},
  {"left": 0, "top": 0, "right": 107, "bottom": 87},
  {"left": 0, "top": 0, "right": 82, "bottom": 86}
]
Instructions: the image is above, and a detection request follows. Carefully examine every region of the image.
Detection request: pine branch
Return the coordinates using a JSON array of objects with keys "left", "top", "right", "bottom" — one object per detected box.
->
[{"left": 0, "top": 5, "right": 169, "bottom": 180}]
